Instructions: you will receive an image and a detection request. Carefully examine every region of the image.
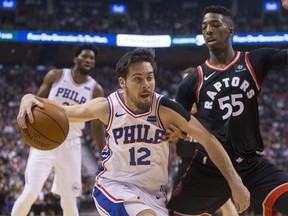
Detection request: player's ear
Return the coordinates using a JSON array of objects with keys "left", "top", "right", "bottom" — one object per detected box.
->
[
  {"left": 73, "top": 57, "right": 77, "bottom": 64},
  {"left": 229, "top": 26, "right": 234, "bottom": 36},
  {"left": 119, "top": 77, "right": 126, "bottom": 88}
]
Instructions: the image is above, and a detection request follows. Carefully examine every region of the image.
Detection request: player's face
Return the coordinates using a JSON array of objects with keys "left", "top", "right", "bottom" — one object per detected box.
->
[
  {"left": 202, "top": 13, "right": 233, "bottom": 50},
  {"left": 75, "top": 50, "right": 96, "bottom": 74},
  {"left": 120, "top": 62, "right": 155, "bottom": 113}
]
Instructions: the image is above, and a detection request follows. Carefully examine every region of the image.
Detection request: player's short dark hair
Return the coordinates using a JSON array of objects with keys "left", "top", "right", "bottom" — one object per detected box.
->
[
  {"left": 116, "top": 48, "right": 157, "bottom": 78},
  {"left": 202, "top": 5, "right": 233, "bottom": 21},
  {"left": 74, "top": 44, "right": 99, "bottom": 58}
]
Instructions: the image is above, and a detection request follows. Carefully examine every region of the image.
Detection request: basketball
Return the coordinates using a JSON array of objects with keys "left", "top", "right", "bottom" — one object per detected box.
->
[{"left": 20, "top": 102, "right": 69, "bottom": 150}]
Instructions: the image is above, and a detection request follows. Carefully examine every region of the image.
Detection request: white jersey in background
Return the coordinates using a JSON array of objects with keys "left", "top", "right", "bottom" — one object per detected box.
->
[
  {"left": 48, "top": 68, "right": 97, "bottom": 139},
  {"left": 95, "top": 90, "right": 170, "bottom": 202}
]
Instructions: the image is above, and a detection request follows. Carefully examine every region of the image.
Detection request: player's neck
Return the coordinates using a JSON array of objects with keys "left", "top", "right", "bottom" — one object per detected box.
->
[
  {"left": 119, "top": 90, "right": 149, "bottom": 114},
  {"left": 208, "top": 47, "right": 235, "bottom": 68},
  {"left": 72, "top": 68, "right": 88, "bottom": 84}
]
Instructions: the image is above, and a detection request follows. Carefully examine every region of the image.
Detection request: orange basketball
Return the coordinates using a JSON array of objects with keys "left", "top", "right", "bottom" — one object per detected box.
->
[{"left": 20, "top": 102, "right": 69, "bottom": 150}]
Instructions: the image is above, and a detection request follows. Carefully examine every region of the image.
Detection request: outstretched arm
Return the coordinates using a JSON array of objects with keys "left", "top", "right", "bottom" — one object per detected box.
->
[
  {"left": 159, "top": 104, "right": 250, "bottom": 213},
  {"left": 17, "top": 94, "right": 109, "bottom": 129}
]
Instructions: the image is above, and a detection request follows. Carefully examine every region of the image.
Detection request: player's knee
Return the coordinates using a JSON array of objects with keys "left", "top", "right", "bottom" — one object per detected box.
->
[
  {"left": 60, "top": 195, "right": 77, "bottom": 206},
  {"left": 137, "top": 209, "right": 157, "bottom": 216},
  {"left": 11, "top": 186, "right": 39, "bottom": 216}
]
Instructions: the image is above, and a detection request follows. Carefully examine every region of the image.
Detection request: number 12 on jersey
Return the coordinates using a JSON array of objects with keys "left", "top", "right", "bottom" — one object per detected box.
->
[{"left": 129, "top": 147, "right": 151, "bottom": 165}]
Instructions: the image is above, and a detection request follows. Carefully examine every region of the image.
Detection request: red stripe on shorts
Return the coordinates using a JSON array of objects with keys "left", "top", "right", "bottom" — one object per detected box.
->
[{"left": 263, "top": 183, "right": 288, "bottom": 216}]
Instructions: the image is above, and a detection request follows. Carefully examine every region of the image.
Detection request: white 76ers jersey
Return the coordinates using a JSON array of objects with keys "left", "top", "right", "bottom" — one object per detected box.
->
[
  {"left": 95, "top": 90, "right": 169, "bottom": 201},
  {"left": 48, "top": 68, "right": 97, "bottom": 139}
]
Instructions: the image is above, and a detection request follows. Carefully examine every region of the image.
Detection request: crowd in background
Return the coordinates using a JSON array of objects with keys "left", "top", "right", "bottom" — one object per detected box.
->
[
  {"left": 0, "top": 0, "right": 288, "bottom": 215},
  {"left": 1, "top": 0, "right": 288, "bottom": 35},
  {"left": 0, "top": 64, "right": 287, "bottom": 215}
]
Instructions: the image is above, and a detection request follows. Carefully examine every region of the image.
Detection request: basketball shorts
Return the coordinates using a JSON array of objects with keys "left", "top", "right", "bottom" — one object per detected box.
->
[
  {"left": 172, "top": 157, "right": 193, "bottom": 191},
  {"left": 93, "top": 183, "right": 168, "bottom": 216},
  {"left": 25, "top": 137, "right": 82, "bottom": 197},
  {"left": 168, "top": 150, "right": 288, "bottom": 215}
]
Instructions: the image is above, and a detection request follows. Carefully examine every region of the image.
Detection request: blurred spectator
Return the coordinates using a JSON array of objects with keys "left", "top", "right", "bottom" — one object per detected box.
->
[{"left": 1, "top": 0, "right": 288, "bottom": 35}]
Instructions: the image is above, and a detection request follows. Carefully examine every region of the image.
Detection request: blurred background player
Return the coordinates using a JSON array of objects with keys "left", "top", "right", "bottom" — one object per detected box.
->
[{"left": 11, "top": 44, "right": 105, "bottom": 216}]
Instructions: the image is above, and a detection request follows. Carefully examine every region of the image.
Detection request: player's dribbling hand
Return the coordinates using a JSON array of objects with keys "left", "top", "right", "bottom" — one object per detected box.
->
[
  {"left": 282, "top": 0, "right": 288, "bottom": 10},
  {"left": 17, "top": 94, "right": 44, "bottom": 129}
]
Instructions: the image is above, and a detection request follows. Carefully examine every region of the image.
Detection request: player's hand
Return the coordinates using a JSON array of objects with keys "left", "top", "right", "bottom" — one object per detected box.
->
[
  {"left": 230, "top": 181, "right": 250, "bottom": 213},
  {"left": 282, "top": 0, "right": 288, "bottom": 10},
  {"left": 17, "top": 94, "right": 44, "bottom": 129},
  {"left": 161, "top": 124, "right": 191, "bottom": 142}
]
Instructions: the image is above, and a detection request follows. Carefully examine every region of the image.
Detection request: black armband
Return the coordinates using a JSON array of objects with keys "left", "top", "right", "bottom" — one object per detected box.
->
[{"left": 160, "top": 97, "right": 191, "bottom": 122}]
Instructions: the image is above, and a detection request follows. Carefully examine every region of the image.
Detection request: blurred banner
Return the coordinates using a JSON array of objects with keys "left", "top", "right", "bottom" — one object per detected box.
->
[
  {"left": 116, "top": 34, "right": 171, "bottom": 47},
  {"left": 2, "top": 30, "right": 288, "bottom": 47},
  {"left": 0, "top": 31, "right": 116, "bottom": 45}
]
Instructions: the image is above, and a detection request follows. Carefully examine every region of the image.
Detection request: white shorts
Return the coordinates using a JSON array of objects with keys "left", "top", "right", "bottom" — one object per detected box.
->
[
  {"left": 25, "top": 137, "right": 82, "bottom": 197},
  {"left": 93, "top": 183, "right": 168, "bottom": 216}
]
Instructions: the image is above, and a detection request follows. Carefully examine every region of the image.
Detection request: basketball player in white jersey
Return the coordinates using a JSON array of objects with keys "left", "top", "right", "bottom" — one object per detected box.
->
[
  {"left": 12, "top": 44, "right": 105, "bottom": 216},
  {"left": 17, "top": 48, "right": 250, "bottom": 216}
]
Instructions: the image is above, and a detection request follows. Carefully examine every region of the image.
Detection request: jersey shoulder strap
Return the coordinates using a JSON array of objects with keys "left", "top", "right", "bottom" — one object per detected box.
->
[{"left": 195, "top": 65, "right": 204, "bottom": 103}]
